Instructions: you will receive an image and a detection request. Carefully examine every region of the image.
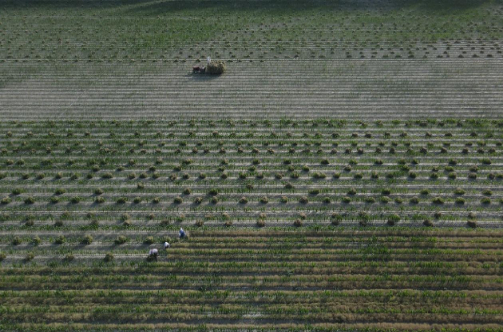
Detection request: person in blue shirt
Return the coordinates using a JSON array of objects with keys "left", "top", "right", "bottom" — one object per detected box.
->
[{"left": 179, "top": 228, "right": 186, "bottom": 239}]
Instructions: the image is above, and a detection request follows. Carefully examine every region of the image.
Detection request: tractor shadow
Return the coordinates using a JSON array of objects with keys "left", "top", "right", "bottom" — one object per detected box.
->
[{"left": 185, "top": 73, "right": 222, "bottom": 81}]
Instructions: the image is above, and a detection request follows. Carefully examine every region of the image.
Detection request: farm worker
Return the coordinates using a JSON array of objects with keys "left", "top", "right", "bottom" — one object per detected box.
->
[
  {"left": 164, "top": 242, "right": 170, "bottom": 249},
  {"left": 179, "top": 228, "right": 186, "bottom": 239},
  {"left": 148, "top": 248, "right": 159, "bottom": 261}
]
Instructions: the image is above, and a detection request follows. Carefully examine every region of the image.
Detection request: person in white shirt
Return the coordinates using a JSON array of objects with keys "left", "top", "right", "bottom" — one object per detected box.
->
[{"left": 164, "top": 242, "right": 170, "bottom": 249}]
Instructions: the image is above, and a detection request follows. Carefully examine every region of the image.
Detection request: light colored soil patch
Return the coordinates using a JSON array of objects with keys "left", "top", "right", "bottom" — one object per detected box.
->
[{"left": 1, "top": 59, "right": 502, "bottom": 120}]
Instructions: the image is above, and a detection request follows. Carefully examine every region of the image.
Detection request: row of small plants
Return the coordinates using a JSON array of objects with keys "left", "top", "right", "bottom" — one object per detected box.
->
[{"left": 1, "top": 229, "right": 502, "bottom": 328}]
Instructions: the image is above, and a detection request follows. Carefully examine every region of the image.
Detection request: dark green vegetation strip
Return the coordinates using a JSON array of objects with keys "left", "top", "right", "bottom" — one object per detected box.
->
[
  {"left": 1, "top": 0, "right": 502, "bottom": 61},
  {"left": 1, "top": 228, "right": 503, "bottom": 330}
]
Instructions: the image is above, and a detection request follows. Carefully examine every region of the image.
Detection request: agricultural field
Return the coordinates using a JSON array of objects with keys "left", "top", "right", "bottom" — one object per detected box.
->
[
  {"left": 1, "top": 119, "right": 503, "bottom": 330},
  {"left": 1, "top": 0, "right": 503, "bottom": 119},
  {"left": 1, "top": 0, "right": 503, "bottom": 331}
]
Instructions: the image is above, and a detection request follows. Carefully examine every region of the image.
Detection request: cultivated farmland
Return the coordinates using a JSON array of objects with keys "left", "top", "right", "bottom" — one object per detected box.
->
[
  {"left": 1, "top": 0, "right": 503, "bottom": 331},
  {"left": 1, "top": 119, "right": 503, "bottom": 330},
  {"left": 1, "top": 0, "right": 503, "bottom": 119}
]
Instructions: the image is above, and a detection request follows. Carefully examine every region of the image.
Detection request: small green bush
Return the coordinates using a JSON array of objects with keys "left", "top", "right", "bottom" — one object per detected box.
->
[
  {"left": 364, "top": 196, "right": 376, "bottom": 204},
  {"left": 347, "top": 188, "right": 357, "bottom": 195},
  {"left": 24, "top": 197, "right": 35, "bottom": 205},
  {"left": 358, "top": 212, "right": 370, "bottom": 227},
  {"left": 104, "top": 253, "right": 114, "bottom": 262},
  {"left": 208, "top": 188, "right": 219, "bottom": 196},
  {"left": 342, "top": 196, "right": 351, "bottom": 204},
  {"left": 114, "top": 236, "right": 128, "bottom": 245},
  {"left": 481, "top": 197, "right": 491, "bottom": 205},
  {"left": 32, "top": 236, "right": 41, "bottom": 246},
  {"left": 55, "top": 235, "right": 66, "bottom": 244},
  {"left": 116, "top": 197, "right": 127, "bottom": 204},
  {"left": 12, "top": 236, "right": 22, "bottom": 245},
  {"left": 331, "top": 213, "right": 342, "bottom": 226},
  {"left": 455, "top": 198, "right": 466, "bottom": 205},
  {"left": 387, "top": 214, "right": 400, "bottom": 226},
  {"left": 454, "top": 188, "right": 465, "bottom": 195},
  {"left": 70, "top": 196, "right": 81, "bottom": 204},
  {"left": 54, "top": 188, "right": 66, "bottom": 195},
  {"left": 82, "top": 235, "right": 93, "bottom": 245},
  {"left": 380, "top": 196, "right": 391, "bottom": 204}
]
